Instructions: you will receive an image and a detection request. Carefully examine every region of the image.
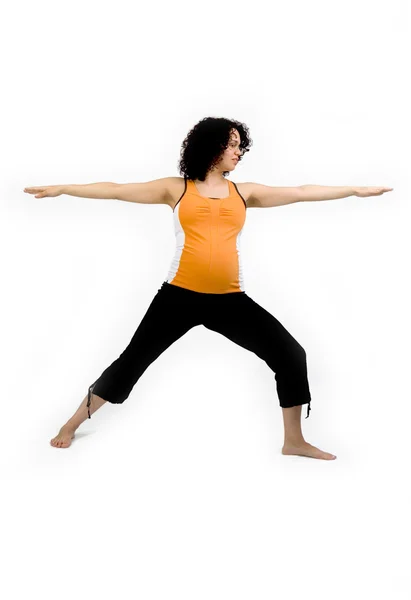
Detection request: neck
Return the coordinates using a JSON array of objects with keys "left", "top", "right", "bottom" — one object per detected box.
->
[{"left": 196, "top": 171, "right": 226, "bottom": 187}]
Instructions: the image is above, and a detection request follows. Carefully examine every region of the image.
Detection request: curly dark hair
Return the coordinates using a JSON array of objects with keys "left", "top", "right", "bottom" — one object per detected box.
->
[{"left": 178, "top": 116, "right": 253, "bottom": 182}]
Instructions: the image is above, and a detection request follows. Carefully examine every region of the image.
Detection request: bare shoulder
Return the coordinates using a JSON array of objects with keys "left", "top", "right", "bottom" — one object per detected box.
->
[
  {"left": 115, "top": 176, "right": 180, "bottom": 205},
  {"left": 243, "top": 182, "right": 303, "bottom": 208},
  {"left": 165, "top": 177, "right": 186, "bottom": 210},
  {"left": 166, "top": 178, "right": 254, "bottom": 210},
  {"left": 233, "top": 182, "right": 254, "bottom": 204}
]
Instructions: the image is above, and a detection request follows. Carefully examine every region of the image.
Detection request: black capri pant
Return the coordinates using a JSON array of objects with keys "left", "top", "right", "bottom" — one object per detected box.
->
[{"left": 87, "top": 282, "right": 312, "bottom": 419}]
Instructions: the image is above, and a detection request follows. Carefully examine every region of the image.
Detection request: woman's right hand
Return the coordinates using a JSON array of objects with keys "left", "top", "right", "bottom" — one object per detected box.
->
[{"left": 23, "top": 185, "right": 63, "bottom": 198}]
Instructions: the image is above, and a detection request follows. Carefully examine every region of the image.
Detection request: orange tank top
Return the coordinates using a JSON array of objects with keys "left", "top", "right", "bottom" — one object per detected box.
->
[{"left": 165, "top": 177, "right": 247, "bottom": 294}]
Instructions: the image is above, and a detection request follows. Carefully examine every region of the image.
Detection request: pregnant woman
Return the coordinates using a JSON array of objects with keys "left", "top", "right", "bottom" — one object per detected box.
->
[{"left": 24, "top": 116, "right": 392, "bottom": 459}]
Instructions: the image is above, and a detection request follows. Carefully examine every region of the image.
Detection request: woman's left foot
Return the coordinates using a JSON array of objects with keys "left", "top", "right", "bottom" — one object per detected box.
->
[{"left": 282, "top": 441, "right": 336, "bottom": 460}]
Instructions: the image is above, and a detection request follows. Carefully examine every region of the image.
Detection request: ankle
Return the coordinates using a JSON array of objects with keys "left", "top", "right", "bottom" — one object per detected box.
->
[
  {"left": 284, "top": 435, "right": 305, "bottom": 446},
  {"left": 64, "top": 420, "right": 79, "bottom": 432}
]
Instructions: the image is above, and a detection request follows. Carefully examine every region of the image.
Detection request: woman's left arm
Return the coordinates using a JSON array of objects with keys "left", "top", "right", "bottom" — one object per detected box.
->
[{"left": 300, "top": 184, "right": 393, "bottom": 201}]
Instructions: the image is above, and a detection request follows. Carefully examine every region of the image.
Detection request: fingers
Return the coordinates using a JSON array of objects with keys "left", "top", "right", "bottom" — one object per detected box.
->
[
  {"left": 24, "top": 187, "right": 43, "bottom": 194},
  {"left": 369, "top": 187, "right": 393, "bottom": 196},
  {"left": 24, "top": 187, "right": 46, "bottom": 198}
]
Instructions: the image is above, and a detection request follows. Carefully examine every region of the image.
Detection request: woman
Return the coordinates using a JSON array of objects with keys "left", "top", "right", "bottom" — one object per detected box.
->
[{"left": 24, "top": 116, "right": 392, "bottom": 458}]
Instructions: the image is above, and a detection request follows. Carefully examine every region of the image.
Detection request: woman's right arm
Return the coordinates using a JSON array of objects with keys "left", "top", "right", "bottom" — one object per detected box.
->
[
  {"left": 61, "top": 182, "right": 119, "bottom": 199},
  {"left": 24, "top": 177, "right": 172, "bottom": 205},
  {"left": 24, "top": 182, "right": 118, "bottom": 199},
  {"left": 114, "top": 177, "right": 172, "bottom": 205}
]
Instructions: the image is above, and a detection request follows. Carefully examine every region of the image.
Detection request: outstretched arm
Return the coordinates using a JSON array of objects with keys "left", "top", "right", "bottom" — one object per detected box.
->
[
  {"left": 24, "top": 177, "right": 172, "bottom": 204},
  {"left": 245, "top": 182, "right": 393, "bottom": 208},
  {"left": 245, "top": 183, "right": 304, "bottom": 208},
  {"left": 300, "top": 184, "right": 393, "bottom": 202},
  {"left": 115, "top": 177, "right": 171, "bottom": 205}
]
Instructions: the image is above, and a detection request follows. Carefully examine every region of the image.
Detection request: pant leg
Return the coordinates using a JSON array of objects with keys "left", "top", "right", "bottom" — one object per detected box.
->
[
  {"left": 86, "top": 282, "right": 201, "bottom": 418},
  {"left": 201, "top": 292, "right": 312, "bottom": 418}
]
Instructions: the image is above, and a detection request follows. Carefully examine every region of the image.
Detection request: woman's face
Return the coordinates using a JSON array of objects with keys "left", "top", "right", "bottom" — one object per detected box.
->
[{"left": 221, "top": 129, "right": 243, "bottom": 172}]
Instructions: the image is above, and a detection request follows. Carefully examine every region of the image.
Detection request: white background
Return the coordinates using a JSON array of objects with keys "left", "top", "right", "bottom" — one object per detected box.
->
[{"left": 1, "top": 0, "right": 410, "bottom": 598}]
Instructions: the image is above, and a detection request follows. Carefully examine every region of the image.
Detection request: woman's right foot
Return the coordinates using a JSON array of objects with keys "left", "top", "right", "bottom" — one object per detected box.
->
[{"left": 50, "top": 425, "right": 76, "bottom": 448}]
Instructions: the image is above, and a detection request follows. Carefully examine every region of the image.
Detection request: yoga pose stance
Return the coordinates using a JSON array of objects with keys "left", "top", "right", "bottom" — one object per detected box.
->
[{"left": 24, "top": 116, "right": 393, "bottom": 458}]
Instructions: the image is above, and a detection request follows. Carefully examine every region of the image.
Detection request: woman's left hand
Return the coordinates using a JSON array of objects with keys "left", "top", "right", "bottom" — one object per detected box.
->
[{"left": 354, "top": 186, "right": 394, "bottom": 197}]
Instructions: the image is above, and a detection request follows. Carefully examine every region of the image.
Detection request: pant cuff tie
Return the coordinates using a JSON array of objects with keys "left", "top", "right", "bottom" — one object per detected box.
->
[{"left": 87, "top": 381, "right": 97, "bottom": 419}]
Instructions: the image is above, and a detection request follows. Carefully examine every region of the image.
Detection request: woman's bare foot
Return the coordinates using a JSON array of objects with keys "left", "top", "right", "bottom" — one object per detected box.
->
[
  {"left": 282, "top": 441, "right": 336, "bottom": 460},
  {"left": 50, "top": 425, "right": 76, "bottom": 448}
]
